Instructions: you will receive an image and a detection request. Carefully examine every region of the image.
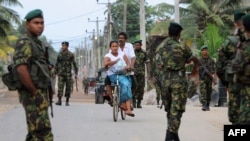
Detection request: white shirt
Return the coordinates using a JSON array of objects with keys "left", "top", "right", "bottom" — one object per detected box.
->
[
  {"left": 105, "top": 52, "right": 125, "bottom": 76},
  {"left": 109, "top": 42, "right": 136, "bottom": 75}
]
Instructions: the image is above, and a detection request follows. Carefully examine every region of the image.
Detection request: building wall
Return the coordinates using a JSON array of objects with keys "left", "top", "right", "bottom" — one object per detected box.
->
[{"left": 242, "top": 0, "right": 250, "bottom": 6}]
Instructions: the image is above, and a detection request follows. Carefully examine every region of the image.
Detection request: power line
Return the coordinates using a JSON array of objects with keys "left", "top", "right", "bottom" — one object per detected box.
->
[{"left": 46, "top": 7, "right": 106, "bottom": 26}]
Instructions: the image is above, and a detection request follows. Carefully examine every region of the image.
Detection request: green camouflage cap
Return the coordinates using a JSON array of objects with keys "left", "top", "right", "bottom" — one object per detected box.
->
[
  {"left": 25, "top": 9, "right": 43, "bottom": 21},
  {"left": 234, "top": 12, "right": 245, "bottom": 22},
  {"left": 169, "top": 22, "right": 183, "bottom": 30},
  {"left": 62, "top": 41, "right": 69, "bottom": 46},
  {"left": 242, "top": 14, "right": 250, "bottom": 30},
  {"left": 200, "top": 45, "right": 208, "bottom": 50},
  {"left": 133, "top": 40, "right": 142, "bottom": 44}
]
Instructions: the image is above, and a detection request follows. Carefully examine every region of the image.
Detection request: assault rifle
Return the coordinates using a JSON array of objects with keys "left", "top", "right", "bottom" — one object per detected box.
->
[
  {"left": 75, "top": 77, "right": 78, "bottom": 92},
  {"left": 191, "top": 56, "right": 217, "bottom": 85},
  {"left": 151, "top": 75, "right": 163, "bottom": 109},
  {"left": 45, "top": 45, "right": 54, "bottom": 118}
]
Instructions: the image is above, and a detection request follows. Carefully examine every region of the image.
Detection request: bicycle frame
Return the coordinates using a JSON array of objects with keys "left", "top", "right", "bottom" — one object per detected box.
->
[{"left": 112, "top": 73, "right": 126, "bottom": 122}]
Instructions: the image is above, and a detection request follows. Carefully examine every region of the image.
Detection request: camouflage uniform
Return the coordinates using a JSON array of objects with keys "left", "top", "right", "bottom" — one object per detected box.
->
[
  {"left": 13, "top": 36, "right": 53, "bottom": 141},
  {"left": 199, "top": 56, "right": 215, "bottom": 111},
  {"left": 231, "top": 38, "right": 250, "bottom": 125},
  {"left": 187, "top": 75, "right": 197, "bottom": 99},
  {"left": 153, "top": 68, "right": 162, "bottom": 105},
  {"left": 216, "top": 12, "right": 246, "bottom": 124},
  {"left": 54, "top": 50, "right": 78, "bottom": 104},
  {"left": 82, "top": 78, "right": 89, "bottom": 94},
  {"left": 49, "top": 65, "right": 56, "bottom": 94},
  {"left": 216, "top": 34, "right": 244, "bottom": 124},
  {"left": 133, "top": 48, "right": 150, "bottom": 108},
  {"left": 156, "top": 37, "right": 192, "bottom": 135}
]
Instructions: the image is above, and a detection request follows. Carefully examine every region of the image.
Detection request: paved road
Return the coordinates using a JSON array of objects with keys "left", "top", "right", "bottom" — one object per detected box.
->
[
  {"left": 0, "top": 84, "right": 230, "bottom": 141},
  {"left": 0, "top": 101, "right": 229, "bottom": 141}
]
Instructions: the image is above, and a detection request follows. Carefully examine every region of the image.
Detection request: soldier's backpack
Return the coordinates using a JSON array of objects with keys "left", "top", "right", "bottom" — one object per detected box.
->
[
  {"left": 1, "top": 36, "right": 49, "bottom": 91},
  {"left": 1, "top": 64, "right": 22, "bottom": 90}
]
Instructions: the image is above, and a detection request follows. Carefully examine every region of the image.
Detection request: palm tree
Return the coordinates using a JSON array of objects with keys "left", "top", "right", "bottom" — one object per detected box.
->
[
  {"left": 0, "top": 0, "right": 22, "bottom": 63},
  {"left": 0, "top": 0, "right": 22, "bottom": 38},
  {"left": 186, "top": 0, "right": 250, "bottom": 32}
]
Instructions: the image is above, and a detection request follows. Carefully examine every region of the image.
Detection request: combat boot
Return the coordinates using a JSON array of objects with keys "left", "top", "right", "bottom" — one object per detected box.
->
[
  {"left": 132, "top": 99, "right": 136, "bottom": 108},
  {"left": 165, "top": 130, "right": 179, "bottom": 141},
  {"left": 137, "top": 100, "right": 142, "bottom": 108},
  {"left": 201, "top": 102, "right": 206, "bottom": 111},
  {"left": 174, "top": 133, "right": 180, "bottom": 141},
  {"left": 65, "top": 97, "right": 70, "bottom": 106},
  {"left": 55, "top": 97, "right": 62, "bottom": 106},
  {"left": 206, "top": 102, "right": 210, "bottom": 111}
]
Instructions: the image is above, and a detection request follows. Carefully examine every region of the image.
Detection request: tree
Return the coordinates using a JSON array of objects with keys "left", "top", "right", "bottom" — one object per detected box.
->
[
  {"left": 199, "top": 23, "right": 223, "bottom": 58},
  {"left": 0, "top": 0, "right": 22, "bottom": 62},
  {"left": 109, "top": 0, "right": 140, "bottom": 42},
  {"left": 186, "top": 0, "right": 250, "bottom": 32},
  {"left": 0, "top": 0, "right": 22, "bottom": 38},
  {"left": 108, "top": 0, "right": 162, "bottom": 42}
]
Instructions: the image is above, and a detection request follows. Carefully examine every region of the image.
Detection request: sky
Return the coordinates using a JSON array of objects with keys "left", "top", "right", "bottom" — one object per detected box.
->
[{"left": 13, "top": 0, "right": 177, "bottom": 52}]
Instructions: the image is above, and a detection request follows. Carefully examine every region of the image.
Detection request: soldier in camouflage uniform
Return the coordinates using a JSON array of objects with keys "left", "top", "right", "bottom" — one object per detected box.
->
[
  {"left": 82, "top": 77, "right": 89, "bottom": 94},
  {"left": 216, "top": 12, "right": 246, "bottom": 124},
  {"left": 133, "top": 40, "right": 150, "bottom": 108},
  {"left": 54, "top": 41, "right": 78, "bottom": 106},
  {"left": 231, "top": 14, "right": 250, "bottom": 125},
  {"left": 49, "top": 64, "right": 56, "bottom": 94},
  {"left": 198, "top": 45, "right": 217, "bottom": 111},
  {"left": 156, "top": 22, "right": 193, "bottom": 141},
  {"left": 153, "top": 68, "right": 162, "bottom": 106},
  {"left": 13, "top": 9, "right": 53, "bottom": 141}
]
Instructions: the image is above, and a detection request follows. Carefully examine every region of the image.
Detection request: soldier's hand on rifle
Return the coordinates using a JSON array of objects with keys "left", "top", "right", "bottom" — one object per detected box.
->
[{"left": 74, "top": 74, "right": 78, "bottom": 79}]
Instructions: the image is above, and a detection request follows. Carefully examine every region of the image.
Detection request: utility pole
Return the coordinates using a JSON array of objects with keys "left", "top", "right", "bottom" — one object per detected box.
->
[
  {"left": 123, "top": 0, "right": 127, "bottom": 32},
  {"left": 174, "top": 0, "right": 180, "bottom": 23},
  {"left": 96, "top": 0, "right": 112, "bottom": 55},
  {"left": 139, "top": 0, "right": 146, "bottom": 50},
  {"left": 140, "top": 0, "right": 148, "bottom": 91},
  {"left": 97, "top": 0, "right": 112, "bottom": 53},
  {"left": 83, "top": 37, "right": 87, "bottom": 78},
  {"left": 80, "top": 41, "right": 83, "bottom": 78},
  {"left": 88, "top": 17, "right": 105, "bottom": 70},
  {"left": 86, "top": 29, "right": 97, "bottom": 77}
]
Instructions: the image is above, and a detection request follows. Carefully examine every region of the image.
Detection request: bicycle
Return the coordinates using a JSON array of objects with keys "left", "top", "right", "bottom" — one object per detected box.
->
[{"left": 111, "top": 72, "right": 127, "bottom": 122}]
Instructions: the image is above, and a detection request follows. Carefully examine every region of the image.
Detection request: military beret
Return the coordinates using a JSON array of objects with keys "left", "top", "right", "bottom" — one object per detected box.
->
[
  {"left": 169, "top": 22, "right": 183, "bottom": 30},
  {"left": 200, "top": 45, "right": 208, "bottom": 50},
  {"left": 234, "top": 12, "right": 246, "bottom": 22},
  {"left": 25, "top": 9, "right": 43, "bottom": 21},
  {"left": 133, "top": 40, "right": 142, "bottom": 44},
  {"left": 62, "top": 41, "right": 69, "bottom": 46},
  {"left": 242, "top": 14, "right": 250, "bottom": 28}
]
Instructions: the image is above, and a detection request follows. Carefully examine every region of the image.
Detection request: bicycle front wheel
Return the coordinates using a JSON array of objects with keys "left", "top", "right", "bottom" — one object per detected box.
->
[{"left": 113, "top": 86, "right": 119, "bottom": 122}]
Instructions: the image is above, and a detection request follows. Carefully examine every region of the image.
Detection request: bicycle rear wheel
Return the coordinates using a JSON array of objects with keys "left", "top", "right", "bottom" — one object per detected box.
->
[{"left": 113, "top": 86, "right": 119, "bottom": 122}]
